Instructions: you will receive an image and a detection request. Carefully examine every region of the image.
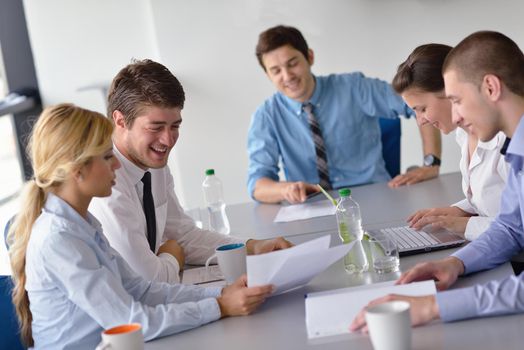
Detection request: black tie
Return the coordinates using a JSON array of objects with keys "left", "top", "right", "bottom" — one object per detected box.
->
[
  {"left": 141, "top": 171, "right": 156, "bottom": 252},
  {"left": 303, "top": 103, "right": 332, "bottom": 189}
]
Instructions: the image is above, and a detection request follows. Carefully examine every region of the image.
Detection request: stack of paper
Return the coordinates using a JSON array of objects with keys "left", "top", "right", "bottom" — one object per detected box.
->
[
  {"left": 247, "top": 235, "right": 354, "bottom": 295},
  {"left": 305, "top": 280, "right": 437, "bottom": 339},
  {"left": 274, "top": 200, "right": 336, "bottom": 223}
]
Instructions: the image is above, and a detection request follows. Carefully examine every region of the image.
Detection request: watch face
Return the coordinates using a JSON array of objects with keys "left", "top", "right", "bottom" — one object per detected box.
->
[
  {"left": 424, "top": 155, "right": 434, "bottom": 166},
  {"left": 424, "top": 154, "right": 440, "bottom": 166}
]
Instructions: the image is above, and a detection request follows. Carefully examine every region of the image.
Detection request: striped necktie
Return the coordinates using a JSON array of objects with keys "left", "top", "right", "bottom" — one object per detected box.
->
[
  {"left": 141, "top": 171, "right": 157, "bottom": 252},
  {"left": 303, "top": 103, "right": 331, "bottom": 189}
]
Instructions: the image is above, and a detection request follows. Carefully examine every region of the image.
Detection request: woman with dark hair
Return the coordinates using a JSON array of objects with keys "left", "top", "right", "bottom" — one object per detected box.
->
[{"left": 392, "top": 44, "right": 508, "bottom": 240}]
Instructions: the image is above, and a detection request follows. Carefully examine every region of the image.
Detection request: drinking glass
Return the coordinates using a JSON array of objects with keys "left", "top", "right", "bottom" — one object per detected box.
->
[{"left": 369, "top": 235, "right": 399, "bottom": 274}]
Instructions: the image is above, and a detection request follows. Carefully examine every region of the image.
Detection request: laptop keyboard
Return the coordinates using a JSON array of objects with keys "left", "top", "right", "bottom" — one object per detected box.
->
[{"left": 379, "top": 226, "right": 439, "bottom": 250}]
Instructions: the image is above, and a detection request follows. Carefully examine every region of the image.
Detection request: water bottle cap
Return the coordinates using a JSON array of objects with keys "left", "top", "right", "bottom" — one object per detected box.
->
[
  {"left": 338, "top": 188, "right": 351, "bottom": 197},
  {"left": 205, "top": 169, "right": 215, "bottom": 176}
]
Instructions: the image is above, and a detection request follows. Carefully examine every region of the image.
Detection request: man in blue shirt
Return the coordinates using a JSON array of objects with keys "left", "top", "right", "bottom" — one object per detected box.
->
[
  {"left": 350, "top": 31, "right": 524, "bottom": 330},
  {"left": 247, "top": 25, "right": 442, "bottom": 203}
]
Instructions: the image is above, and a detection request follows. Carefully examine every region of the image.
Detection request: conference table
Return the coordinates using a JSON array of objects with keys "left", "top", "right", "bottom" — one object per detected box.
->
[{"left": 146, "top": 173, "right": 523, "bottom": 350}]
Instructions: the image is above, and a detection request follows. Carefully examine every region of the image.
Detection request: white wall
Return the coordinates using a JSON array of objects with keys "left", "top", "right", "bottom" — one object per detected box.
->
[
  {"left": 23, "top": 0, "right": 160, "bottom": 111},
  {"left": 23, "top": 0, "right": 524, "bottom": 209}
]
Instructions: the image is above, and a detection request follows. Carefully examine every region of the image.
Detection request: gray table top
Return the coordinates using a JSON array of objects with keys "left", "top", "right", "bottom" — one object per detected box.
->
[
  {"left": 227, "top": 172, "right": 464, "bottom": 239},
  {"left": 147, "top": 173, "right": 522, "bottom": 349}
]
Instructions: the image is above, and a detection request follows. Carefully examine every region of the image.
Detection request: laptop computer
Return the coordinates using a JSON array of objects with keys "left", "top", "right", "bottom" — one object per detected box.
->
[{"left": 366, "top": 224, "right": 466, "bottom": 256}]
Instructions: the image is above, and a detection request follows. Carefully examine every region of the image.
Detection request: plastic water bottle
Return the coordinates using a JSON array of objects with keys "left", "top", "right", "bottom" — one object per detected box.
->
[
  {"left": 202, "top": 169, "right": 230, "bottom": 234},
  {"left": 336, "top": 188, "right": 368, "bottom": 273}
]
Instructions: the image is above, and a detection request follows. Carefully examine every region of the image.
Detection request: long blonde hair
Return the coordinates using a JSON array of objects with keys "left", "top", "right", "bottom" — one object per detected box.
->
[{"left": 7, "top": 103, "right": 113, "bottom": 346}]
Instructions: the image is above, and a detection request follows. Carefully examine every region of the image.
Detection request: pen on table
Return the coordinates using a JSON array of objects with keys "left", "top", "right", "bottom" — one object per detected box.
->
[{"left": 317, "top": 184, "right": 338, "bottom": 206}]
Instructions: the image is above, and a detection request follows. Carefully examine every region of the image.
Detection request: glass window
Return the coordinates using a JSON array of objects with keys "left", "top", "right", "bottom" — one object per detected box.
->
[
  {"left": 0, "top": 50, "right": 22, "bottom": 275},
  {"left": 0, "top": 54, "right": 23, "bottom": 203}
]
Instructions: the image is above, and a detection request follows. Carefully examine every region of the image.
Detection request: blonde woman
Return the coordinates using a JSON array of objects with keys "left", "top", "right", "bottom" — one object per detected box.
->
[
  {"left": 7, "top": 104, "right": 272, "bottom": 349},
  {"left": 392, "top": 44, "right": 509, "bottom": 240}
]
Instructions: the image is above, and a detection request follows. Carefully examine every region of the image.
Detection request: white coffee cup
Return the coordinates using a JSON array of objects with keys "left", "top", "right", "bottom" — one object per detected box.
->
[
  {"left": 205, "top": 243, "right": 246, "bottom": 283},
  {"left": 95, "top": 323, "right": 144, "bottom": 350},
  {"left": 365, "top": 301, "right": 412, "bottom": 350}
]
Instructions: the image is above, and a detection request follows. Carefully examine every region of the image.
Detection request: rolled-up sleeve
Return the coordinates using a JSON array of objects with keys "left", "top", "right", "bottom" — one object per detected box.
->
[
  {"left": 247, "top": 109, "right": 281, "bottom": 198},
  {"left": 352, "top": 72, "right": 414, "bottom": 119}
]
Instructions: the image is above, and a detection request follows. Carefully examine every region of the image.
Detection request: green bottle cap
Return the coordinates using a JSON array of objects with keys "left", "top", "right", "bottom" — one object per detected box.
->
[
  {"left": 205, "top": 169, "right": 215, "bottom": 176},
  {"left": 338, "top": 188, "right": 351, "bottom": 197}
]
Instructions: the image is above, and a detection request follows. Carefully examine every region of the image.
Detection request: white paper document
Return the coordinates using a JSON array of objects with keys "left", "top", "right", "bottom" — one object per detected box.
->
[
  {"left": 247, "top": 235, "right": 355, "bottom": 295},
  {"left": 181, "top": 265, "right": 226, "bottom": 286},
  {"left": 274, "top": 200, "right": 336, "bottom": 223},
  {"left": 305, "top": 280, "right": 437, "bottom": 339}
]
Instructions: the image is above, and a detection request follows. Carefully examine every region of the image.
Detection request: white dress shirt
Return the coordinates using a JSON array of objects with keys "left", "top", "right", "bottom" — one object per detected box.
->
[
  {"left": 90, "top": 146, "right": 243, "bottom": 283},
  {"left": 26, "top": 193, "right": 222, "bottom": 350},
  {"left": 451, "top": 128, "right": 509, "bottom": 240}
]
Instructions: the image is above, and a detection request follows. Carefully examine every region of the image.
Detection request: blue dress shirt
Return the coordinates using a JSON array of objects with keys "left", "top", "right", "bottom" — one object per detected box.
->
[
  {"left": 436, "top": 115, "right": 524, "bottom": 322},
  {"left": 247, "top": 73, "right": 413, "bottom": 197},
  {"left": 25, "top": 193, "right": 222, "bottom": 349}
]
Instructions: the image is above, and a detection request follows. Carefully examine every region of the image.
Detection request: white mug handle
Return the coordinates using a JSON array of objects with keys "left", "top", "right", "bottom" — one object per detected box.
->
[
  {"left": 95, "top": 340, "right": 112, "bottom": 350},
  {"left": 205, "top": 254, "right": 217, "bottom": 267}
]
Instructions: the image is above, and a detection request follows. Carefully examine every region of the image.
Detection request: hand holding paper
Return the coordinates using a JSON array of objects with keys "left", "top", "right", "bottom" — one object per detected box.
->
[{"left": 247, "top": 235, "right": 355, "bottom": 295}]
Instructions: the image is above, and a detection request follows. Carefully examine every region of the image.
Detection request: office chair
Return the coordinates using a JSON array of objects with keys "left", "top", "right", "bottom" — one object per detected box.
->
[
  {"left": 379, "top": 118, "right": 401, "bottom": 178},
  {"left": 1, "top": 218, "right": 25, "bottom": 350},
  {"left": 0, "top": 276, "right": 25, "bottom": 350}
]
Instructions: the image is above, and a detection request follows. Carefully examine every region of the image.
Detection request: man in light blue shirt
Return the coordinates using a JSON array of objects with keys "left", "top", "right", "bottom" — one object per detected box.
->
[
  {"left": 248, "top": 25, "right": 442, "bottom": 203},
  {"left": 350, "top": 31, "right": 524, "bottom": 330}
]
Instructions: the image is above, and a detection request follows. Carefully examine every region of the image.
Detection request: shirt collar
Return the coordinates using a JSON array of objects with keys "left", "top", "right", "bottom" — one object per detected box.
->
[
  {"left": 44, "top": 192, "right": 102, "bottom": 236},
  {"left": 113, "top": 143, "right": 148, "bottom": 186},
  {"left": 280, "top": 75, "right": 323, "bottom": 115},
  {"left": 506, "top": 115, "right": 524, "bottom": 157},
  {"left": 477, "top": 131, "right": 503, "bottom": 151},
  {"left": 457, "top": 127, "right": 502, "bottom": 151}
]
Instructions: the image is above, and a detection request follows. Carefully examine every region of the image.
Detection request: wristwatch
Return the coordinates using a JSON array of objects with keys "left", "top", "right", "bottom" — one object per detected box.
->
[{"left": 423, "top": 154, "right": 441, "bottom": 167}]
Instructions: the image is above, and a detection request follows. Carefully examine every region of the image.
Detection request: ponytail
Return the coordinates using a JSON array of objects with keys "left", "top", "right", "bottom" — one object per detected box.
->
[{"left": 8, "top": 180, "right": 46, "bottom": 347}]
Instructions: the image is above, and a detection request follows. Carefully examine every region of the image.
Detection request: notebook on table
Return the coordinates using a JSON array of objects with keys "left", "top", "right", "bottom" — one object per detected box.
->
[{"left": 366, "top": 224, "right": 466, "bottom": 256}]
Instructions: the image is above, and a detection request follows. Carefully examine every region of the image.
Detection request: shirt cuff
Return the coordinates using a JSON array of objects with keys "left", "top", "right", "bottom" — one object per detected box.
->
[
  {"left": 158, "top": 253, "right": 181, "bottom": 283},
  {"left": 197, "top": 298, "right": 222, "bottom": 324},
  {"left": 451, "top": 201, "right": 475, "bottom": 214},
  {"left": 202, "top": 286, "right": 223, "bottom": 299},
  {"left": 436, "top": 286, "right": 478, "bottom": 322},
  {"left": 464, "top": 217, "right": 492, "bottom": 241},
  {"left": 452, "top": 247, "right": 484, "bottom": 275}
]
